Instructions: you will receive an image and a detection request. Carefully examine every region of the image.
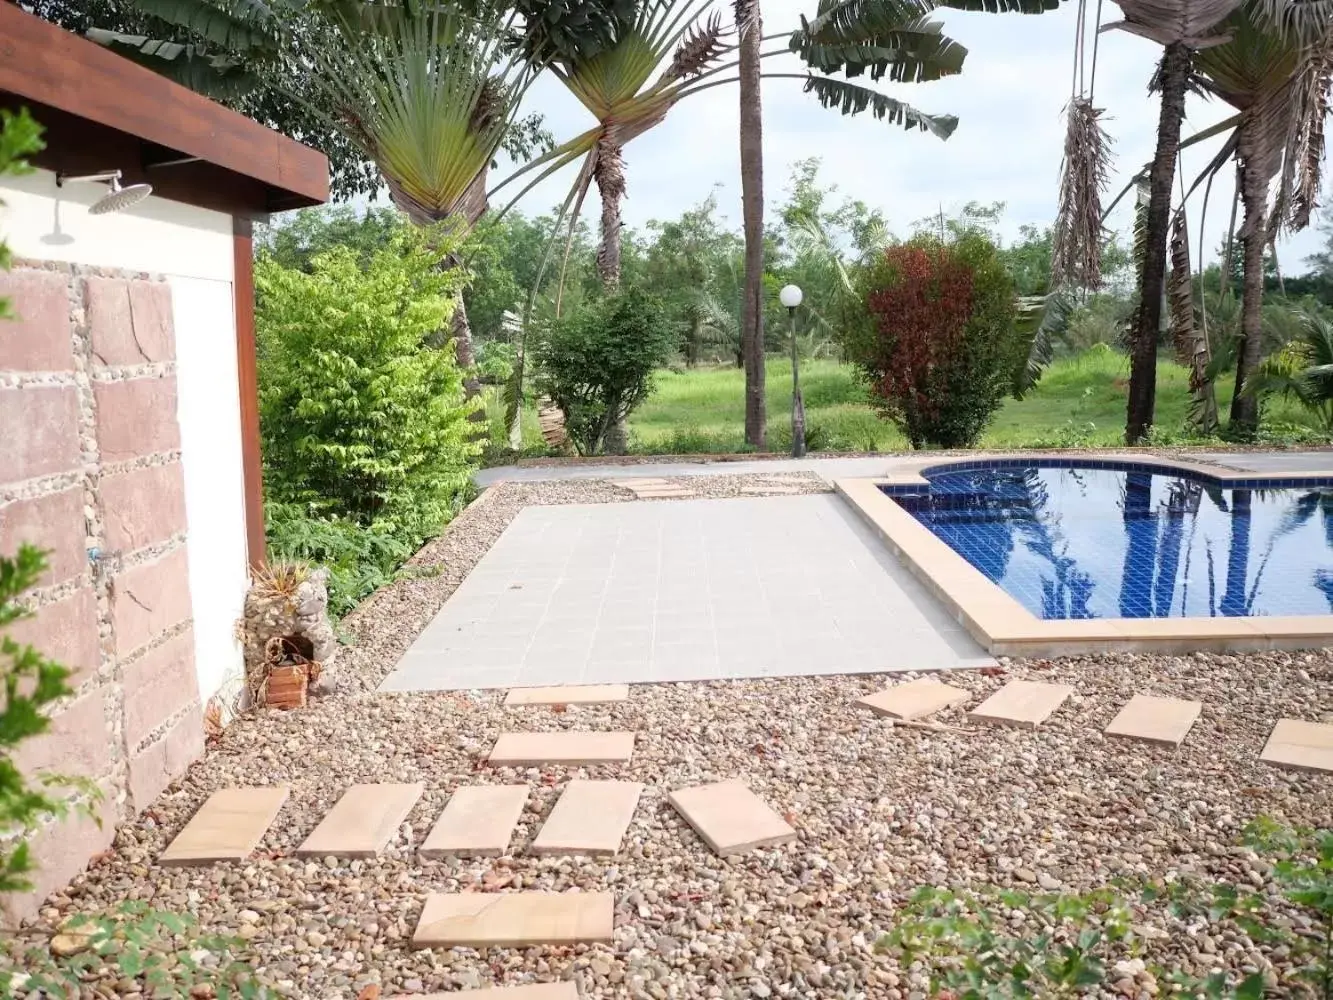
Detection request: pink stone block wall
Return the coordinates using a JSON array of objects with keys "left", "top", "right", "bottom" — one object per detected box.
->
[{"left": 0, "top": 261, "right": 205, "bottom": 925}]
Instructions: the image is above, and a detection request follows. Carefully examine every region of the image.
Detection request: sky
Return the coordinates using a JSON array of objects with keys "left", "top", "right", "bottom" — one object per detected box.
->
[{"left": 486, "top": 1, "right": 1331, "bottom": 275}]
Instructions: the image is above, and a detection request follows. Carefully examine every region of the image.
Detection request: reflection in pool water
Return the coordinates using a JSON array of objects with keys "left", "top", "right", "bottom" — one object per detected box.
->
[{"left": 885, "top": 464, "right": 1333, "bottom": 620}]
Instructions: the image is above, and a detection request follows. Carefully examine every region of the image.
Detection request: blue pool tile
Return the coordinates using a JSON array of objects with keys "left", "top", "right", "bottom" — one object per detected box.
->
[{"left": 882, "top": 462, "right": 1333, "bottom": 620}]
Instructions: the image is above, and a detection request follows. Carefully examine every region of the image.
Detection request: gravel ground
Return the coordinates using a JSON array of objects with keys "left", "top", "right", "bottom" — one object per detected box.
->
[{"left": 11, "top": 476, "right": 1333, "bottom": 999}]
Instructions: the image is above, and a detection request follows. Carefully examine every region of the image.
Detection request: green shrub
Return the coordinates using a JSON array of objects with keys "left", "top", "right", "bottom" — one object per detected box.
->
[
  {"left": 535, "top": 287, "right": 675, "bottom": 455},
  {"left": 256, "top": 227, "right": 481, "bottom": 551},
  {"left": 849, "top": 233, "right": 1019, "bottom": 448}
]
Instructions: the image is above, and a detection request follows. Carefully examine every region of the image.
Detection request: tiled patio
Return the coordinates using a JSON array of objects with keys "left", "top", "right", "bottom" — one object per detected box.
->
[{"left": 380, "top": 494, "right": 993, "bottom": 692}]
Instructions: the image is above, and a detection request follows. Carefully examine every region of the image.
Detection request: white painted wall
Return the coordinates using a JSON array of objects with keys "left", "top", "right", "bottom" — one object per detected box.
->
[{"left": 2, "top": 167, "right": 247, "bottom": 708}]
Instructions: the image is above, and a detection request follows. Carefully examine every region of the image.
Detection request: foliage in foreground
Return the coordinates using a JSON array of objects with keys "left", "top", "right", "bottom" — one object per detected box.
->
[
  {"left": 535, "top": 287, "right": 675, "bottom": 455},
  {"left": 849, "top": 233, "right": 1020, "bottom": 449},
  {"left": 880, "top": 818, "right": 1333, "bottom": 998},
  {"left": 0, "top": 902, "right": 266, "bottom": 999},
  {"left": 0, "top": 547, "right": 88, "bottom": 894},
  {"left": 256, "top": 227, "right": 481, "bottom": 613},
  {"left": 1247, "top": 309, "right": 1333, "bottom": 434}
]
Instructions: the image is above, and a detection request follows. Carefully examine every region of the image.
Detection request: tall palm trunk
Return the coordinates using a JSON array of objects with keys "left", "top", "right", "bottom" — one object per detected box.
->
[
  {"left": 1229, "top": 121, "right": 1272, "bottom": 437},
  {"left": 594, "top": 133, "right": 626, "bottom": 288},
  {"left": 737, "top": 0, "right": 766, "bottom": 450},
  {"left": 1126, "top": 41, "right": 1191, "bottom": 444},
  {"left": 594, "top": 133, "right": 629, "bottom": 452}
]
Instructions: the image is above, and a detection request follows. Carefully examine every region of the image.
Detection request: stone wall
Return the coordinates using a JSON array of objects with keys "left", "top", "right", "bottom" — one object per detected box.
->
[{"left": 0, "top": 261, "right": 203, "bottom": 924}]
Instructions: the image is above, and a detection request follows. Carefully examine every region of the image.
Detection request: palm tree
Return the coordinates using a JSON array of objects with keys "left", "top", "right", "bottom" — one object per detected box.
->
[
  {"left": 1190, "top": 9, "right": 1333, "bottom": 437},
  {"left": 737, "top": 0, "right": 766, "bottom": 448},
  {"left": 1101, "top": 0, "right": 1245, "bottom": 443},
  {"left": 81, "top": 0, "right": 544, "bottom": 404}
]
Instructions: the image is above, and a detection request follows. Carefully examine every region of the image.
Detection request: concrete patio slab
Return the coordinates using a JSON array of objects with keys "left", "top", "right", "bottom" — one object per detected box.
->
[
  {"left": 411, "top": 892, "right": 614, "bottom": 948},
  {"left": 382, "top": 495, "right": 993, "bottom": 692},
  {"left": 1260, "top": 719, "right": 1333, "bottom": 773},
  {"left": 160, "top": 786, "right": 289, "bottom": 866},
  {"left": 420, "top": 785, "right": 529, "bottom": 858},
  {"left": 488, "top": 731, "right": 635, "bottom": 766},
  {"left": 531, "top": 780, "right": 643, "bottom": 856},
  {"left": 856, "top": 677, "right": 971, "bottom": 720},
  {"left": 1188, "top": 451, "right": 1333, "bottom": 474},
  {"left": 504, "top": 684, "right": 629, "bottom": 706},
  {"left": 295, "top": 783, "right": 423, "bottom": 858},
  {"left": 969, "top": 680, "right": 1075, "bottom": 729},
  {"left": 668, "top": 779, "right": 796, "bottom": 856},
  {"left": 1104, "top": 695, "right": 1201, "bottom": 747}
]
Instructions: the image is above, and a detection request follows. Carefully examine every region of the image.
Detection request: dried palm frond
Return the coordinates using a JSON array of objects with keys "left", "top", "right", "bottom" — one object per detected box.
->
[
  {"left": 1270, "top": 32, "right": 1333, "bottom": 234},
  {"left": 1170, "top": 212, "right": 1219, "bottom": 434},
  {"left": 733, "top": 0, "right": 760, "bottom": 33},
  {"left": 1051, "top": 97, "right": 1111, "bottom": 290},
  {"left": 664, "top": 12, "right": 732, "bottom": 81}
]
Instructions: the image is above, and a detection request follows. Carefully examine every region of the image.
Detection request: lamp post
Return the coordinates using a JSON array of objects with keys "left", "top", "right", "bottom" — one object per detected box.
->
[{"left": 779, "top": 284, "right": 805, "bottom": 458}]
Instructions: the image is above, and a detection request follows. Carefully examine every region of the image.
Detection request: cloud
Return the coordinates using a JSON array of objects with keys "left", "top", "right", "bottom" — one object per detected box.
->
[{"left": 501, "top": 3, "right": 1325, "bottom": 270}]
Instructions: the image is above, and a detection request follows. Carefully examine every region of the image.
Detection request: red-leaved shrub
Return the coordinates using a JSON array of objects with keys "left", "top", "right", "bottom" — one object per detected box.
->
[{"left": 849, "top": 233, "right": 1018, "bottom": 448}]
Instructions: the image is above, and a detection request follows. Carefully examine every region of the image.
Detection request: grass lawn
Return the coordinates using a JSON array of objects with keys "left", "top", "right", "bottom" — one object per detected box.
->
[{"left": 486, "top": 347, "right": 1329, "bottom": 461}]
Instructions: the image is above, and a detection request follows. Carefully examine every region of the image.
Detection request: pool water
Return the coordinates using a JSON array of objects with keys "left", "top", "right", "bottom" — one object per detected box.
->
[{"left": 885, "top": 462, "right": 1333, "bottom": 620}]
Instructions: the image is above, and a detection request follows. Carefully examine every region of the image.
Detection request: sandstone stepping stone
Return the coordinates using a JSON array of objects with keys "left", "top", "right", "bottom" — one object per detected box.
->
[
  {"left": 739, "top": 484, "right": 803, "bottom": 495},
  {"left": 1104, "top": 694, "right": 1202, "bottom": 747},
  {"left": 421, "top": 987, "right": 577, "bottom": 999},
  {"left": 411, "top": 891, "right": 614, "bottom": 948},
  {"left": 856, "top": 677, "right": 970, "bottom": 721},
  {"left": 668, "top": 779, "right": 796, "bottom": 856},
  {"left": 420, "top": 784, "right": 529, "bottom": 858},
  {"left": 632, "top": 488, "right": 695, "bottom": 499},
  {"left": 969, "top": 679, "right": 1074, "bottom": 729},
  {"left": 296, "top": 782, "right": 424, "bottom": 858},
  {"left": 532, "top": 780, "right": 643, "bottom": 856},
  {"left": 619, "top": 478, "right": 670, "bottom": 488},
  {"left": 161, "top": 786, "right": 289, "bottom": 866},
  {"left": 1260, "top": 718, "right": 1333, "bottom": 773},
  {"left": 504, "top": 684, "right": 629, "bottom": 707},
  {"left": 489, "top": 731, "right": 635, "bottom": 766}
]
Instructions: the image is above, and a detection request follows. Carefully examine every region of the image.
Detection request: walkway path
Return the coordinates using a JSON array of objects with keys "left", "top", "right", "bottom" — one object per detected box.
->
[
  {"left": 380, "top": 494, "right": 992, "bottom": 692},
  {"left": 477, "top": 449, "right": 1333, "bottom": 486}
]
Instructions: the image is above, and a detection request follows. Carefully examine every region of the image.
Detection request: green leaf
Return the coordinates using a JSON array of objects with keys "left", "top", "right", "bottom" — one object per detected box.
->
[{"left": 798, "top": 76, "right": 958, "bottom": 137}]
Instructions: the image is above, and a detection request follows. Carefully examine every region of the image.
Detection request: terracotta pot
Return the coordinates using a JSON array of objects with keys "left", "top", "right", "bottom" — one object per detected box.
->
[{"left": 265, "top": 665, "right": 308, "bottom": 710}]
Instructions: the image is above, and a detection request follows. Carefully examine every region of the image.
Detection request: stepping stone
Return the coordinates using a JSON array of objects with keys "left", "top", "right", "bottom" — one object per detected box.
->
[
  {"left": 619, "top": 478, "right": 670, "bottom": 488},
  {"left": 632, "top": 488, "right": 695, "bottom": 499},
  {"left": 668, "top": 779, "right": 796, "bottom": 856},
  {"left": 296, "top": 783, "right": 424, "bottom": 858},
  {"left": 532, "top": 780, "right": 643, "bottom": 856},
  {"left": 1104, "top": 694, "right": 1202, "bottom": 747},
  {"left": 739, "top": 484, "right": 803, "bottom": 495},
  {"left": 969, "top": 679, "right": 1074, "bottom": 729},
  {"left": 856, "top": 677, "right": 970, "bottom": 721},
  {"left": 420, "top": 784, "right": 529, "bottom": 858},
  {"left": 411, "top": 891, "right": 614, "bottom": 948},
  {"left": 161, "top": 786, "right": 289, "bottom": 866},
  {"left": 505, "top": 684, "right": 629, "bottom": 707},
  {"left": 489, "top": 731, "right": 635, "bottom": 766},
  {"left": 421, "top": 987, "right": 577, "bottom": 999},
  {"left": 1260, "top": 718, "right": 1333, "bottom": 773}
]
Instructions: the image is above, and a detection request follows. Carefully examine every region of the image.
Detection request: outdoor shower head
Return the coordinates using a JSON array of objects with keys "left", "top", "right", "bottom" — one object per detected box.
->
[{"left": 56, "top": 170, "right": 153, "bottom": 215}]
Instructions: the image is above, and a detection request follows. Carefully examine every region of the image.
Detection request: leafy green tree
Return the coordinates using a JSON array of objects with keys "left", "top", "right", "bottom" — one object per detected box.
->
[
  {"left": 534, "top": 287, "right": 675, "bottom": 455},
  {"left": 256, "top": 227, "right": 481, "bottom": 545},
  {"left": 257, "top": 205, "right": 408, "bottom": 273}
]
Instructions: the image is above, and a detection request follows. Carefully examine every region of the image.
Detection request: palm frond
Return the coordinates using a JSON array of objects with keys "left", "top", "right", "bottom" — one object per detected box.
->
[
  {"left": 790, "top": 18, "right": 967, "bottom": 83},
  {"left": 1100, "top": 0, "right": 1245, "bottom": 47},
  {"left": 1051, "top": 97, "right": 1110, "bottom": 290},
  {"left": 85, "top": 29, "right": 260, "bottom": 99},
  {"left": 1013, "top": 290, "right": 1074, "bottom": 397},
  {"left": 664, "top": 11, "right": 733, "bottom": 81},
  {"left": 798, "top": 76, "right": 957, "bottom": 136},
  {"left": 937, "top": 0, "right": 1060, "bottom": 10},
  {"left": 132, "top": 0, "right": 282, "bottom": 51}
]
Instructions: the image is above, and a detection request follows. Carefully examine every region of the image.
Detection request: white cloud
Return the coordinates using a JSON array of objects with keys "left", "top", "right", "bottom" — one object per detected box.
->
[{"left": 501, "top": 2, "right": 1327, "bottom": 272}]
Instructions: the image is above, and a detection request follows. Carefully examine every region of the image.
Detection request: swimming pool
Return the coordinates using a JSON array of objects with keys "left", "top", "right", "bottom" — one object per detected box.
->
[{"left": 881, "top": 460, "right": 1333, "bottom": 620}]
